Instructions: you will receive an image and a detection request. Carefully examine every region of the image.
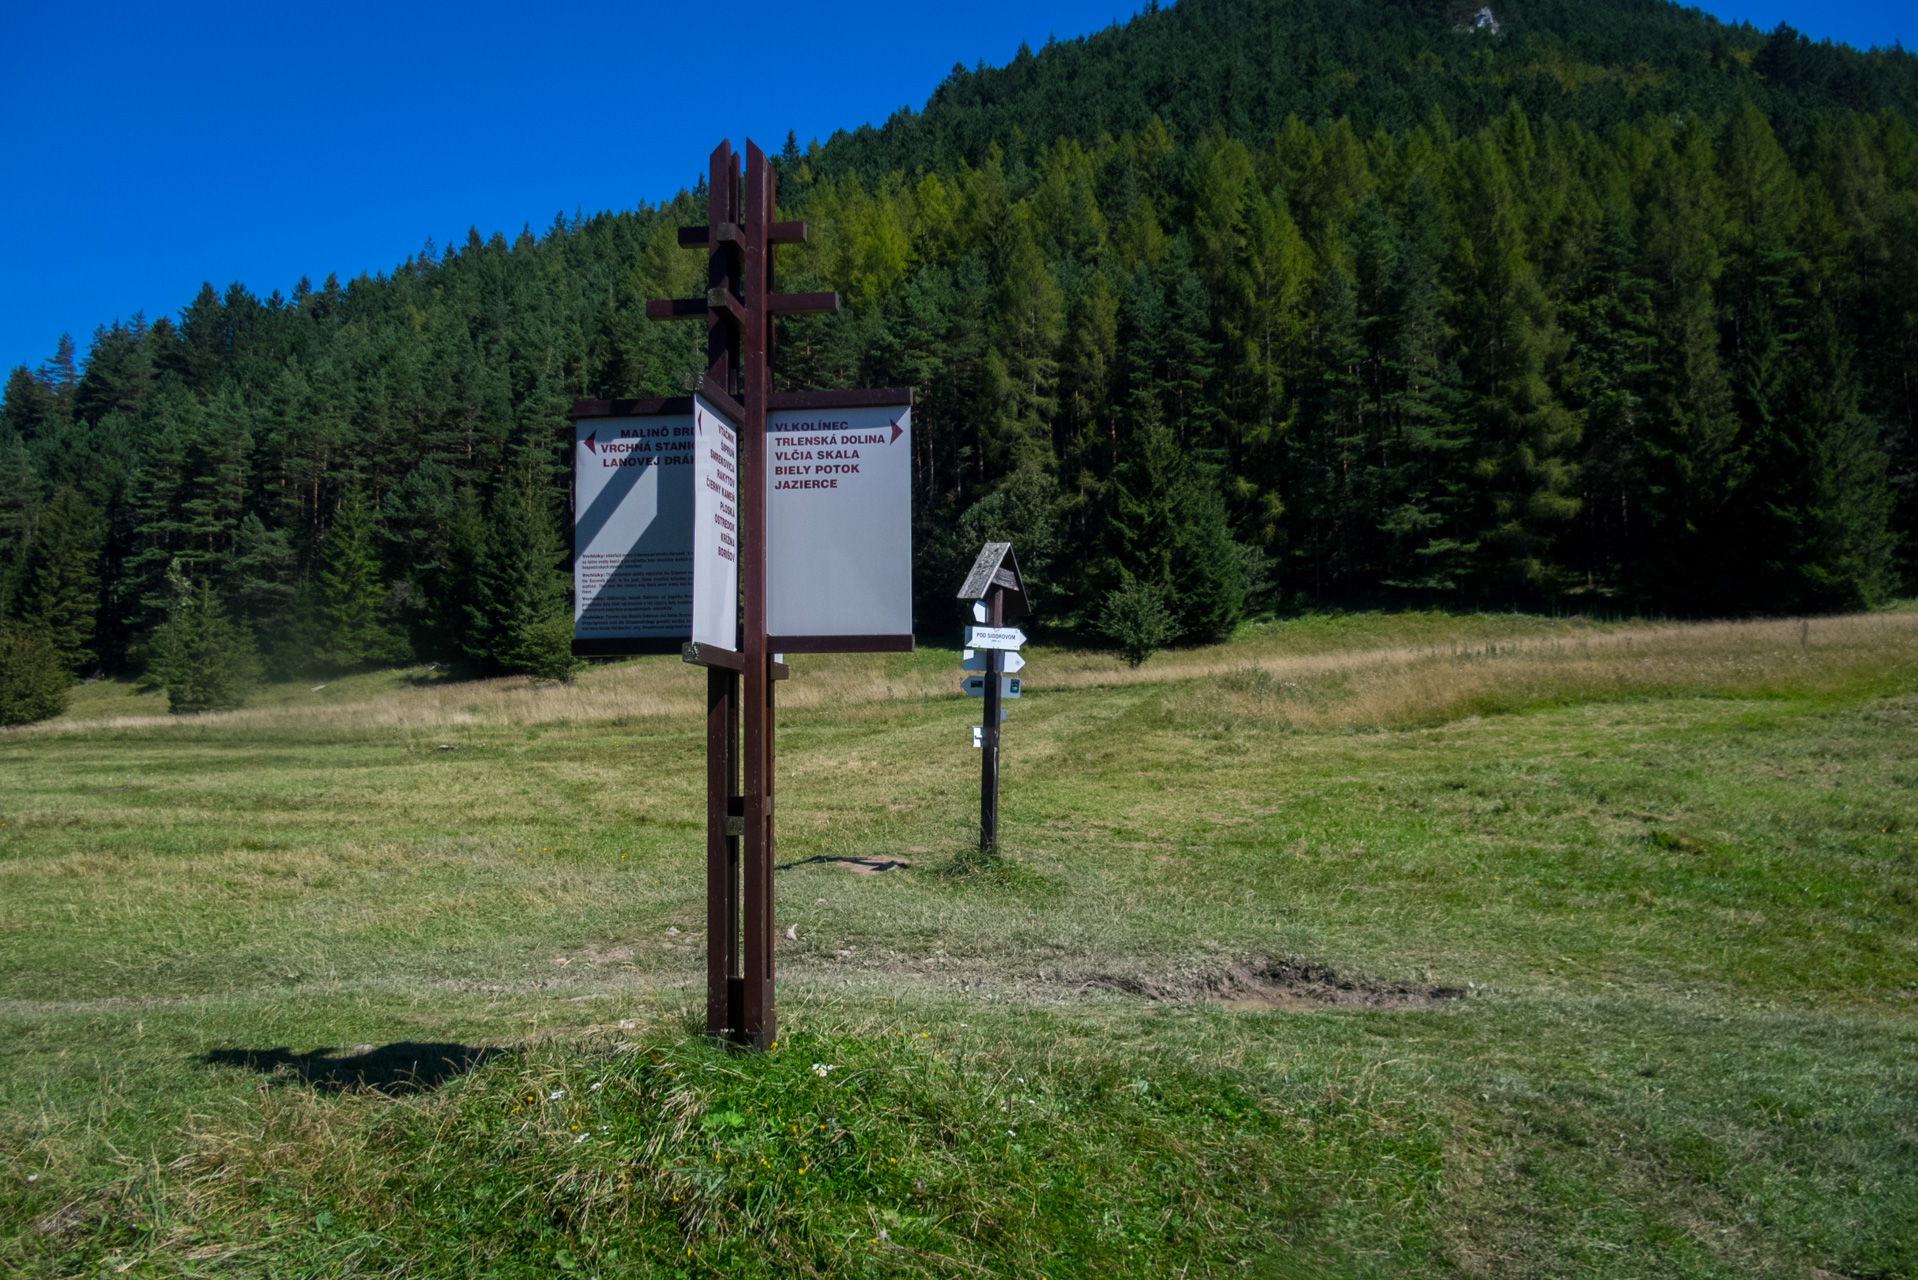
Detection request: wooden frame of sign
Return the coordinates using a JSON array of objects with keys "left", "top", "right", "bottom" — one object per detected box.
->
[{"left": 571, "top": 387, "right": 915, "bottom": 657}]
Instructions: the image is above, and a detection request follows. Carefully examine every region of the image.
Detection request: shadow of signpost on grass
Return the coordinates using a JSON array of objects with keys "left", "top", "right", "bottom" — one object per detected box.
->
[
  {"left": 201, "top": 1042, "right": 500, "bottom": 1093},
  {"left": 774, "top": 855, "right": 912, "bottom": 875}
]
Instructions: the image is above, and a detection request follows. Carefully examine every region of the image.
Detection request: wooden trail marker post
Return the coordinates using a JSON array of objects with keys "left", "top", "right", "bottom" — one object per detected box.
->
[
  {"left": 958, "top": 543, "right": 1029, "bottom": 853},
  {"left": 571, "top": 139, "right": 914, "bottom": 1050}
]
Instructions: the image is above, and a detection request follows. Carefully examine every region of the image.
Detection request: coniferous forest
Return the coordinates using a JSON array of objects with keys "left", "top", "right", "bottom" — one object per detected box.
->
[{"left": 4, "top": 0, "right": 1917, "bottom": 713}]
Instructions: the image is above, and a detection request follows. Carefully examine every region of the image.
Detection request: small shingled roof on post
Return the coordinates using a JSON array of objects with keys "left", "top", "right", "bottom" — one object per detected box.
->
[{"left": 957, "top": 542, "right": 1030, "bottom": 618}]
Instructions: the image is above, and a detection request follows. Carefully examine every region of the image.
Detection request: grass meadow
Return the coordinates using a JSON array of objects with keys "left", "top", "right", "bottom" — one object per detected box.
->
[{"left": 2, "top": 610, "right": 1916, "bottom": 1278}]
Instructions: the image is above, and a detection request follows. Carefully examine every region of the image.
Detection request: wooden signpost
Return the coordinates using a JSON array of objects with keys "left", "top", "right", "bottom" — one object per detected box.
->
[
  {"left": 570, "top": 139, "right": 913, "bottom": 1050},
  {"left": 957, "top": 543, "right": 1029, "bottom": 853}
]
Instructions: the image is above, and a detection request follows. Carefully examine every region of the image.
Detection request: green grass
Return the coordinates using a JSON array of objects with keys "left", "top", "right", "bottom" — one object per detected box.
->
[{"left": 3, "top": 611, "right": 1916, "bottom": 1277}]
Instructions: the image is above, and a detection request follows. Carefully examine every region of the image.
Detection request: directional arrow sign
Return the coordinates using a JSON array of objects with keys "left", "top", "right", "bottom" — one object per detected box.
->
[
  {"left": 963, "top": 649, "right": 1025, "bottom": 673},
  {"left": 960, "top": 676, "right": 1021, "bottom": 699},
  {"left": 965, "top": 625, "right": 1026, "bottom": 651}
]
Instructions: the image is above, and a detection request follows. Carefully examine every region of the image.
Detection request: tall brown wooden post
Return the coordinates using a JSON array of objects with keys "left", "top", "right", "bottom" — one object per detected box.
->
[
  {"left": 738, "top": 142, "right": 776, "bottom": 1049},
  {"left": 701, "top": 142, "right": 743, "bottom": 1038},
  {"left": 646, "top": 140, "right": 838, "bottom": 1048}
]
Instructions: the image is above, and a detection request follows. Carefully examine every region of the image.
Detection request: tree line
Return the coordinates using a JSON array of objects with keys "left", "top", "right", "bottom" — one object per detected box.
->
[{"left": 3, "top": 0, "right": 1915, "bottom": 717}]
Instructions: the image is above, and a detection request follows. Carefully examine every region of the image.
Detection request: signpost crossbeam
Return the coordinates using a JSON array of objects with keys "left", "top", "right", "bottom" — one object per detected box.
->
[
  {"left": 678, "top": 220, "right": 810, "bottom": 247},
  {"left": 647, "top": 291, "right": 840, "bottom": 320}
]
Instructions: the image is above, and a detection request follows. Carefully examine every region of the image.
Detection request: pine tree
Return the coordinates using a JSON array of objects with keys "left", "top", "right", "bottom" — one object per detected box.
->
[
  {"left": 122, "top": 387, "right": 201, "bottom": 637},
  {"left": 74, "top": 316, "right": 154, "bottom": 426},
  {"left": 37, "top": 335, "right": 79, "bottom": 416},
  {"left": 13, "top": 487, "right": 106, "bottom": 675},
  {"left": 319, "top": 486, "right": 401, "bottom": 668},
  {"left": 0, "top": 365, "right": 63, "bottom": 440},
  {"left": 149, "top": 563, "right": 261, "bottom": 713},
  {"left": 1634, "top": 118, "right": 1742, "bottom": 611},
  {"left": 1379, "top": 174, "right": 1474, "bottom": 600},
  {"left": 436, "top": 485, "right": 489, "bottom": 661},
  {"left": 1292, "top": 264, "right": 1368, "bottom": 601},
  {"left": 1159, "top": 238, "right": 1218, "bottom": 443},
  {"left": 0, "top": 624, "right": 68, "bottom": 725},
  {"left": 1562, "top": 208, "right": 1656, "bottom": 595},
  {"left": 1100, "top": 424, "right": 1245, "bottom": 641},
  {"left": 986, "top": 219, "right": 1063, "bottom": 471},
  {"left": 470, "top": 449, "right": 576, "bottom": 679},
  {"left": 1449, "top": 132, "right": 1582, "bottom": 601},
  {"left": 0, "top": 432, "right": 42, "bottom": 618}
]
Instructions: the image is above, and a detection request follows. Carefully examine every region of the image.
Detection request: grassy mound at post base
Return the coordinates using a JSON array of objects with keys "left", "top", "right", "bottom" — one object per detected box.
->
[{"left": 134, "top": 1020, "right": 1444, "bottom": 1278}]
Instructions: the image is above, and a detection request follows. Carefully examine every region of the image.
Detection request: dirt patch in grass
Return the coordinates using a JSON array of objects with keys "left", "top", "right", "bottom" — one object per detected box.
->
[{"left": 1087, "top": 957, "right": 1468, "bottom": 1011}]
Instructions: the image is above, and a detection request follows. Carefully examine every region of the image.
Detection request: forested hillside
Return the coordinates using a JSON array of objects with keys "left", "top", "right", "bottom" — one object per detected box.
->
[{"left": 4, "top": 0, "right": 1916, "bottom": 708}]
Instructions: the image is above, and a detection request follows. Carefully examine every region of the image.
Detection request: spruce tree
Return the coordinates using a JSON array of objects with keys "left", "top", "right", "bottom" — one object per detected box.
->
[
  {"left": 1562, "top": 208, "right": 1656, "bottom": 594},
  {"left": 13, "top": 487, "right": 106, "bottom": 675},
  {"left": 0, "top": 625, "right": 68, "bottom": 725},
  {"left": 470, "top": 449, "right": 576, "bottom": 680},
  {"left": 319, "top": 486, "right": 401, "bottom": 668},
  {"left": 986, "top": 219, "right": 1064, "bottom": 471},
  {"left": 437, "top": 486, "right": 489, "bottom": 662},
  {"left": 149, "top": 563, "right": 261, "bottom": 714},
  {"left": 1101, "top": 424, "right": 1245, "bottom": 642},
  {"left": 0, "top": 432, "right": 41, "bottom": 618}
]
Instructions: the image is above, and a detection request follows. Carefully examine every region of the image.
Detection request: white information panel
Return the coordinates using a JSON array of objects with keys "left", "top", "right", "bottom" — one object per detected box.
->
[
  {"left": 690, "top": 396, "right": 739, "bottom": 650},
  {"left": 574, "top": 411, "right": 695, "bottom": 643},
  {"left": 766, "top": 404, "right": 913, "bottom": 642}
]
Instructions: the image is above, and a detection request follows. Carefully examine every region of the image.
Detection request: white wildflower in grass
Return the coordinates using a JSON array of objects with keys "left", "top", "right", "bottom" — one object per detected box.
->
[
  {"left": 812, "top": 1063, "right": 837, "bottom": 1077},
  {"left": 573, "top": 1133, "right": 589, "bottom": 1144},
  {"left": 548, "top": 1090, "right": 565, "bottom": 1100}
]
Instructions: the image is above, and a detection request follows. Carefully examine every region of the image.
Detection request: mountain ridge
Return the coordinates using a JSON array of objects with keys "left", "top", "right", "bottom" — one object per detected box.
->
[{"left": 807, "top": 0, "right": 1918, "bottom": 180}]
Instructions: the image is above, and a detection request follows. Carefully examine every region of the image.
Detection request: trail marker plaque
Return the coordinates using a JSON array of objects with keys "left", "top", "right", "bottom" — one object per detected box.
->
[
  {"left": 965, "top": 625, "right": 1026, "bottom": 651},
  {"left": 963, "top": 649, "right": 1026, "bottom": 673}
]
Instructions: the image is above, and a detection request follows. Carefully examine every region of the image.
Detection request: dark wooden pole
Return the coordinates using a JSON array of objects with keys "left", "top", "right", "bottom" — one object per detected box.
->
[
  {"left": 980, "top": 585, "right": 1003, "bottom": 852},
  {"left": 702, "top": 140, "right": 743, "bottom": 1039},
  {"left": 739, "top": 141, "right": 777, "bottom": 1050},
  {"left": 646, "top": 138, "right": 835, "bottom": 1050},
  {"left": 705, "top": 668, "right": 739, "bottom": 1034}
]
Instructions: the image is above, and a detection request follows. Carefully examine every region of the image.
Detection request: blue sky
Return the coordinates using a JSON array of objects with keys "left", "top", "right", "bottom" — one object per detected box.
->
[{"left": 2, "top": 0, "right": 1912, "bottom": 378}]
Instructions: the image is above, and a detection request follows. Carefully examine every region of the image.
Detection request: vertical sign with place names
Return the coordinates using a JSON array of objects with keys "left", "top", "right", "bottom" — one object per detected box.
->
[
  {"left": 765, "top": 404, "right": 912, "bottom": 644},
  {"left": 691, "top": 395, "right": 739, "bottom": 650}
]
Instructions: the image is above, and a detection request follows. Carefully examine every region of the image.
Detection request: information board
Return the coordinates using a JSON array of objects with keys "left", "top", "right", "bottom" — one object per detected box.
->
[
  {"left": 765, "top": 402, "right": 913, "bottom": 649},
  {"left": 573, "top": 408, "right": 696, "bottom": 650}
]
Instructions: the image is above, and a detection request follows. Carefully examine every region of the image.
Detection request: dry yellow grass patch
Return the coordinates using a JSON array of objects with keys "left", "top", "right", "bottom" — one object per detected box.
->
[
  {"left": 1160, "top": 613, "right": 1918, "bottom": 730},
  {"left": 15, "top": 612, "right": 1915, "bottom": 736}
]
